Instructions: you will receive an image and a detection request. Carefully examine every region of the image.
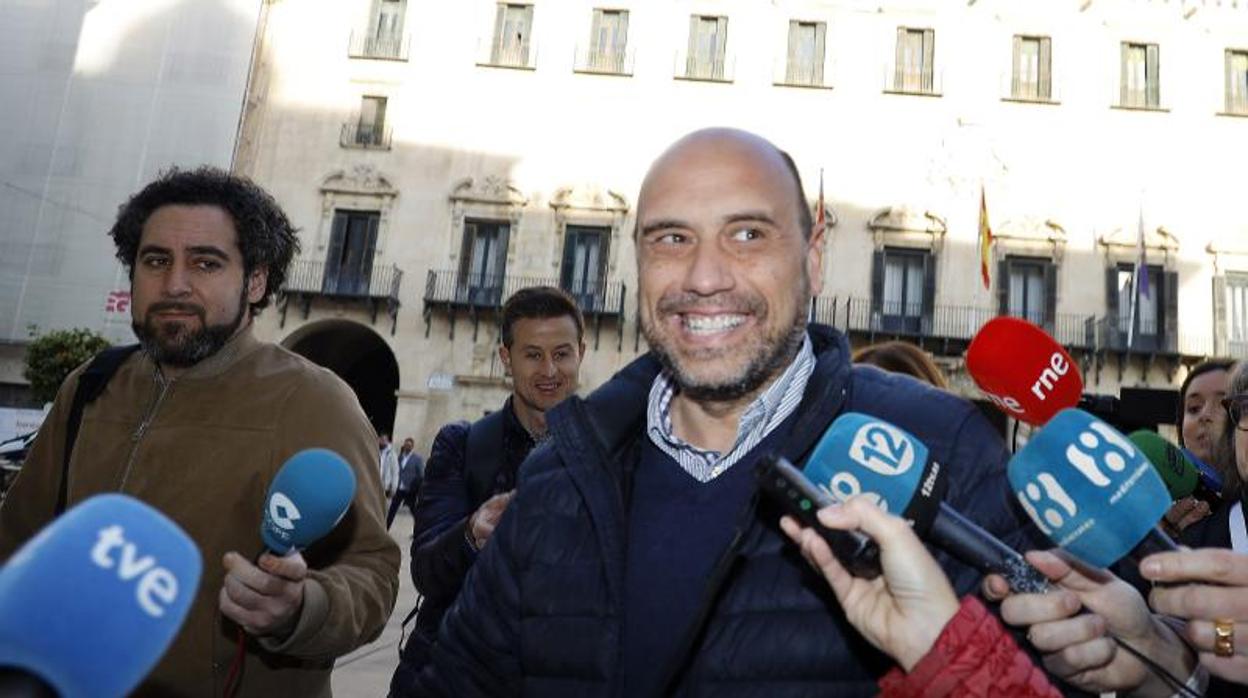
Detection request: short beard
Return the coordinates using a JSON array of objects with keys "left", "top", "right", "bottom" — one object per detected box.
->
[
  {"left": 643, "top": 276, "right": 811, "bottom": 403},
  {"left": 133, "top": 291, "right": 248, "bottom": 368}
]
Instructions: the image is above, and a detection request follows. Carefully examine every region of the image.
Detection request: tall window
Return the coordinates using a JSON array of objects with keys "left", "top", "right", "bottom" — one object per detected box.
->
[
  {"left": 374, "top": 0, "right": 404, "bottom": 43},
  {"left": 1011, "top": 35, "right": 1052, "bottom": 101},
  {"left": 349, "top": 0, "right": 407, "bottom": 59},
  {"left": 586, "top": 9, "right": 629, "bottom": 74},
  {"left": 785, "top": 20, "right": 826, "bottom": 86},
  {"left": 345, "top": 95, "right": 388, "bottom": 148},
  {"left": 491, "top": 3, "right": 534, "bottom": 67},
  {"left": 1227, "top": 49, "right": 1248, "bottom": 114},
  {"left": 1229, "top": 273, "right": 1248, "bottom": 357},
  {"left": 685, "top": 15, "right": 728, "bottom": 80},
  {"left": 1121, "top": 42, "right": 1160, "bottom": 108},
  {"left": 893, "top": 27, "right": 935, "bottom": 94},
  {"left": 1109, "top": 263, "right": 1164, "bottom": 352},
  {"left": 874, "top": 248, "right": 932, "bottom": 333},
  {"left": 324, "top": 210, "right": 379, "bottom": 296},
  {"left": 1006, "top": 258, "right": 1048, "bottom": 325},
  {"left": 458, "top": 220, "right": 510, "bottom": 306},
  {"left": 561, "top": 226, "right": 609, "bottom": 312}
]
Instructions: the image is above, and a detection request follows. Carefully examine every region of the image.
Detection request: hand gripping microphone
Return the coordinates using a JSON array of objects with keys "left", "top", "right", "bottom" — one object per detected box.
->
[
  {"left": 1129, "top": 431, "right": 1223, "bottom": 506},
  {"left": 1008, "top": 409, "right": 1176, "bottom": 568},
  {"left": 261, "top": 448, "right": 358, "bottom": 555},
  {"left": 802, "top": 412, "right": 1051, "bottom": 593},
  {"left": 0, "top": 494, "right": 201, "bottom": 698},
  {"left": 966, "top": 317, "right": 1084, "bottom": 426}
]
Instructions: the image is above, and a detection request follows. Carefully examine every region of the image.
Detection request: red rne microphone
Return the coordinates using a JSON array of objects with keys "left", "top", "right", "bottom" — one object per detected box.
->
[{"left": 966, "top": 317, "right": 1083, "bottom": 426}]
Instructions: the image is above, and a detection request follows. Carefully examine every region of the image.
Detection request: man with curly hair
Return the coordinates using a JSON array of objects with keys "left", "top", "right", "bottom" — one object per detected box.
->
[{"left": 0, "top": 167, "right": 400, "bottom": 697}]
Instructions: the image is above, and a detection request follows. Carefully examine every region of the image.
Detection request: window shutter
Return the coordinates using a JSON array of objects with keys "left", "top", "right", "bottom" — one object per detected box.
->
[
  {"left": 1163, "top": 270, "right": 1178, "bottom": 352},
  {"left": 1119, "top": 43, "right": 1129, "bottom": 106},
  {"left": 922, "top": 29, "right": 935, "bottom": 92},
  {"left": 871, "top": 249, "right": 885, "bottom": 317},
  {"left": 494, "top": 223, "right": 511, "bottom": 284},
  {"left": 559, "top": 228, "right": 578, "bottom": 291},
  {"left": 687, "top": 15, "right": 699, "bottom": 77},
  {"left": 786, "top": 21, "right": 800, "bottom": 83},
  {"left": 1043, "top": 260, "right": 1058, "bottom": 332},
  {"left": 1146, "top": 44, "right": 1160, "bottom": 107},
  {"left": 461, "top": 221, "right": 484, "bottom": 289},
  {"left": 1105, "top": 266, "right": 1120, "bottom": 347},
  {"left": 617, "top": 10, "right": 629, "bottom": 53},
  {"left": 894, "top": 27, "right": 906, "bottom": 90},
  {"left": 519, "top": 5, "right": 533, "bottom": 61},
  {"left": 997, "top": 258, "right": 1010, "bottom": 316},
  {"left": 324, "top": 212, "right": 348, "bottom": 293},
  {"left": 492, "top": 3, "right": 507, "bottom": 60},
  {"left": 1039, "top": 37, "right": 1052, "bottom": 100},
  {"left": 1214, "top": 274, "right": 1228, "bottom": 356},
  {"left": 921, "top": 252, "right": 937, "bottom": 334},
  {"left": 361, "top": 213, "right": 380, "bottom": 294},
  {"left": 814, "top": 22, "right": 826, "bottom": 85},
  {"left": 590, "top": 9, "right": 603, "bottom": 53},
  {"left": 1226, "top": 49, "right": 1234, "bottom": 112},
  {"left": 1011, "top": 35, "right": 1021, "bottom": 97},
  {"left": 716, "top": 16, "right": 728, "bottom": 78}
]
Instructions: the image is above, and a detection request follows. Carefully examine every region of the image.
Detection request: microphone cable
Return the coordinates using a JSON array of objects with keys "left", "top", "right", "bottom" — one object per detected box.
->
[{"left": 1112, "top": 635, "right": 1201, "bottom": 698}]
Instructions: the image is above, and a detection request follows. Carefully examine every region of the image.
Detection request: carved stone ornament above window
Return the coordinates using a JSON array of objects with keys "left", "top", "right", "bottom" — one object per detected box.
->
[
  {"left": 1206, "top": 235, "right": 1248, "bottom": 274},
  {"left": 1097, "top": 225, "right": 1179, "bottom": 267},
  {"left": 867, "top": 206, "right": 947, "bottom": 250},
  {"left": 320, "top": 164, "right": 398, "bottom": 198},
  {"left": 993, "top": 216, "right": 1067, "bottom": 261},
  {"left": 449, "top": 175, "right": 527, "bottom": 207},
  {"left": 549, "top": 184, "right": 629, "bottom": 213},
  {"left": 317, "top": 166, "right": 398, "bottom": 252}
]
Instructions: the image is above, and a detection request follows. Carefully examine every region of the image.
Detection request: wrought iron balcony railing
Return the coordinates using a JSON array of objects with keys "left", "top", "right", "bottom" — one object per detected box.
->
[
  {"left": 280, "top": 258, "right": 402, "bottom": 333},
  {"left": 810, "top": 296, "right": 1231, "bottom": 364},
  {"left": 675, "top": 51, "right": 734, "bottom": 82},
  {"left": 340, "top": 118, "right": 392, "bottom": 150},
  {"left": 423, "top": 269, "right": 625, "bottom": 318},
  {"left": 477, "top": 38, "right": 538, "bottom": 70},
  {"left": 574, "top": 44, "right": 633, "bottom": 75},
  {"left": 347, "top": 30, "right": 410, "bottom": 61},
  {"left": 810, "top": 297, "right": 1095, "bottom": 348}
]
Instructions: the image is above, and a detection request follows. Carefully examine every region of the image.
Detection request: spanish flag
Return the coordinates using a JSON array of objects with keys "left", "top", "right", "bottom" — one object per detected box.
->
[{"left": 978, "top": 185, "right": 993, "bottom": 290}]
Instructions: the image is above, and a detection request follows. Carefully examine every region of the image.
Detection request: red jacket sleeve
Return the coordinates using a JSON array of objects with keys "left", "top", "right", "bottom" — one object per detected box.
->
[{"left": 878, "top": 596, "right": 1060, "bottom": 698}]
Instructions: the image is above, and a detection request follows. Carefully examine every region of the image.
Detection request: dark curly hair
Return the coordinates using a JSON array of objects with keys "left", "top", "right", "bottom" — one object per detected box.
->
[{"left": 108, "top": 166, "right": 300, "bottom": 316}]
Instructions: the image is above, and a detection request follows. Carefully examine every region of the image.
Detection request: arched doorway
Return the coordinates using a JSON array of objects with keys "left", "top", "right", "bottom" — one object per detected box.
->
[{"left": 282, "top": 320, "right": 399, "bottom": 437}]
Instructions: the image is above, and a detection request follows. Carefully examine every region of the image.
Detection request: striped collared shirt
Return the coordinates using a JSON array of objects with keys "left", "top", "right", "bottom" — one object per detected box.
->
[{"left": 646, "top": 334, "right": 815, "bottom": 483}]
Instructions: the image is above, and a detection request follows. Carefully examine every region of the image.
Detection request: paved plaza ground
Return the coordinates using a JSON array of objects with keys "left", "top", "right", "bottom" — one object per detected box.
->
[{"left": 332, "top": 509, "right": 420, "bottom": 697}]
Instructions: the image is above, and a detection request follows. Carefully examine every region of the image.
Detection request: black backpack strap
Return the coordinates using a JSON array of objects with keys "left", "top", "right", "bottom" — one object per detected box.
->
[
  {"left": 57, "top": 344, "right": 141, "bottom": 515},
  {"left": 463, "top": 409, "right": 507, "bottom": 506}
]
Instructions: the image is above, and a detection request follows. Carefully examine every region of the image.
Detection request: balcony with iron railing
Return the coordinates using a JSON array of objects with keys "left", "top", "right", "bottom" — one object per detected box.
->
[
  {"left": 347, "top": 30, "right": 410, "bottom": 61},
  {"left": 477, "top": 38, "right": 538, "bottom": 70},
  {"left": 574, "top": 44, "right": 634, "bottom": 76},
  {"left": 280, "top": 258, "right": 403, "bottom": 333},
  {"left": 675, "top": 50, "right": 734, "bottom": 83},
  {"left": 423, "top": 269, "right": 627, "bottom": 346},
  {"left": 340, "top": 118, "right": 392, "bottom": 150},
  {"left": 810, "top": 296, "right": 1095, "bottom": 349},
  {"left": 812, "top": 295, "right": 1231, "bottom": 383},
  {"left": 882, "top": 64, "right": 944, "bottom": 97}
]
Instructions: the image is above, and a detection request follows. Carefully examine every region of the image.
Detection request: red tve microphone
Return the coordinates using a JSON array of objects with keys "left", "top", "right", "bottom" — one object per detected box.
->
[{"left": 966, "top": 317, "right": 1083, "bottom": 426}]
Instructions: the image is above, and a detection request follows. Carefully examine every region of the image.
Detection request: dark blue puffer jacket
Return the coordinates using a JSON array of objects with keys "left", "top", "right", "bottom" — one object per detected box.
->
[{"left": 415, "top": 325, "right": 1046, "bottom": 697}]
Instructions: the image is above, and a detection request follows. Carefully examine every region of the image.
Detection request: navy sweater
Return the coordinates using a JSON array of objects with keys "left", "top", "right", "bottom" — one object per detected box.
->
[{"left": 622, "top": 414, "right": 797, "bottom": 696}]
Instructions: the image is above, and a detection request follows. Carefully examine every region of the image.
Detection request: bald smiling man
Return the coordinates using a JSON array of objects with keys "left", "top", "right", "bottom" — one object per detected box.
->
[{"left": 405, "top": 128, "right": 1043, "bottom": 697}]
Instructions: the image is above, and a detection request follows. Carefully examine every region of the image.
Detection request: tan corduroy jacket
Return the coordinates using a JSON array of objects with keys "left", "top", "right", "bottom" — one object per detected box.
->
[{"left": 0, "top": 327, "right": 400, "bottom": 697}]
